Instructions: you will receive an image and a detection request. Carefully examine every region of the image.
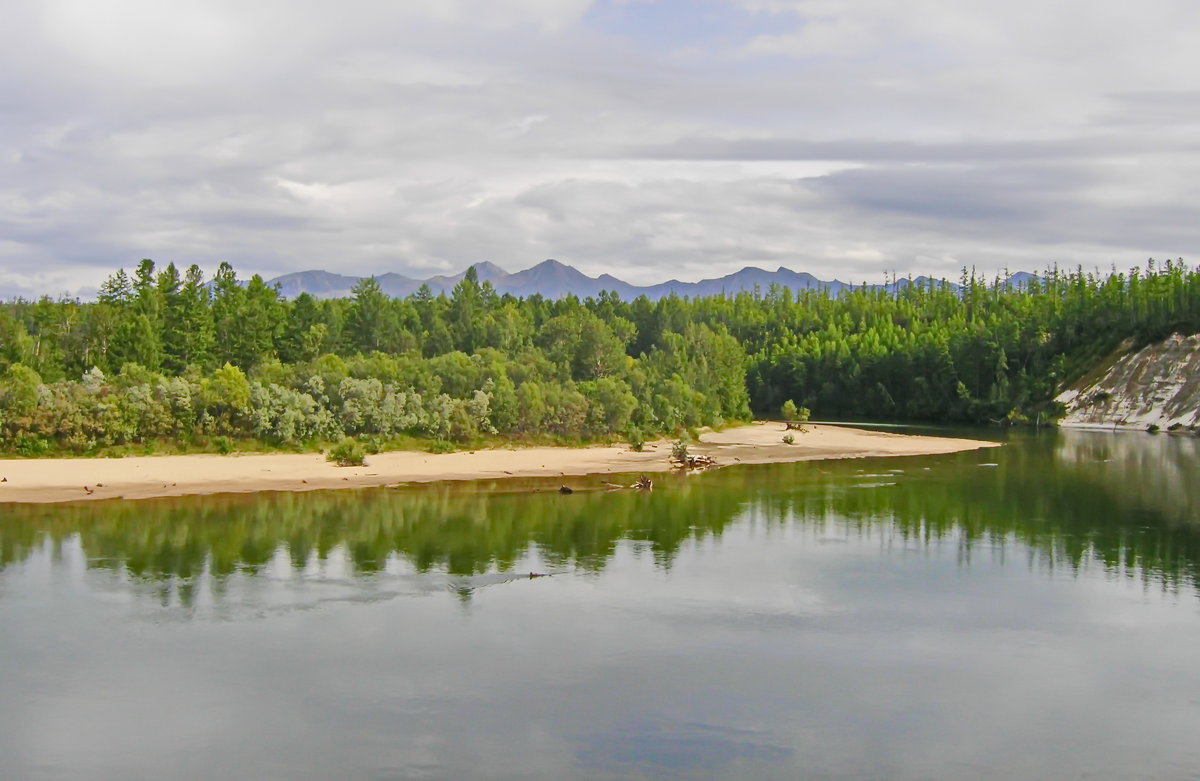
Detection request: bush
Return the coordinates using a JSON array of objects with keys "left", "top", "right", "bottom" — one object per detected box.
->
[
  {"left": 15, "top": 436, "right": 50, "bottom": 457},
  {"left": 671, "top": 439, "right": 689, "bottom": 460},
  {"left": 626, "top": 426, "right": 645, "bottom": 452},
  {"left": 214, "top": 436, "right": 232, "bottom": 455},
  {"left": 782, "top": 399, "right": 798, "bottom": 422},
  {"left": 782, "top": 433, "right": 795, "bottom": 445},
  {"left": 327, "top": 437, "right": 367, "bottom": 466},
  {"left": 426, "top": 439, "right": 456, "bottom": 454}
]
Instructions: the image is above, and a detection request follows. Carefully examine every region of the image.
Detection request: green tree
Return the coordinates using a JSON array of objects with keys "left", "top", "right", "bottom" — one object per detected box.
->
[
  {"left": 156, "top": 262, "right": 186, "bottom": 372},
  {"left": 488, "top": 374, "right": 519, "bottom": 433},
  {"left": 97, "top": 269, "right": 133, "bottom": 305},
  {"left": 346, "top": 277, "right": 396, "bottom": 354},
  {"left": 204, "top": 362, "right": 251, "bottom": 433},
  {"left": 448, "top": 267, "right": 484, "bottom": 353},
  {"left": 211, "top": 262, "right": 245, "bottom": 367},
  {"left": 1, "top": 363, "right": 42, "bottom": 417},
  {"left": 234, "top": 275, "right": 284, "bottom": 369},
  {"left": 178, "top": 264, "right": 215, "bottom": 369}
]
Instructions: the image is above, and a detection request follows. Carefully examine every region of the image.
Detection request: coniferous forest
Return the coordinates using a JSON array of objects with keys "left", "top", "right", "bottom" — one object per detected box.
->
[{"left": 0, "top": 258, "right": 1197, "bottom": 456}]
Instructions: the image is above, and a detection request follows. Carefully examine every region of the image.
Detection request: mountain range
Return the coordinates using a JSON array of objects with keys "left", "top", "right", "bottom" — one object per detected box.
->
[{"left": 267, "top": 259, "right": 1036, "bottom": 301}]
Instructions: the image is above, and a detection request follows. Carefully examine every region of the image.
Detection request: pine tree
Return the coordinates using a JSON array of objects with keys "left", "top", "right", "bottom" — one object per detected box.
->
[
  {"left": 346, "top": 277, "right": 395, "bottom": 354},
  {"left": 179, "top": 265, "right": 214, "bottom": 369},
  {"left": 211, "top": 262, "right": 244, "bottom": 367},
  {"left": 157, "top": 262, "right": 185, "bottom": 372}
]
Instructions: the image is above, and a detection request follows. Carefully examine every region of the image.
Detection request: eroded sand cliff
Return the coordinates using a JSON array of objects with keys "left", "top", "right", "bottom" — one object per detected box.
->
[{"left": 1056, "top": 333, "right": 1200, "bottom": 431}]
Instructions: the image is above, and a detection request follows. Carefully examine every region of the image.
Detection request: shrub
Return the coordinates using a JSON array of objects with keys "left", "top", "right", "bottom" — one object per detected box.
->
[
  {"left": 15, "top": 436, "right": 50, "bottom": 456},
  {"left": 327, "top": 437, "right": 367, "bottom": 466},
  {"left": 782, "top": 433, "right": 795, "bottom": 445},
  {"left": 782, "top": 399, "right": 798, "bottom": 422},
  {"left": 626, "top": 426, "right": 645, "bottom": 452},
  {"left": 214, "top": 436, "right": 233, "bottom": 455},
  {"left": 671, "top": 439, "right": 689, "bottom": 460},
  {"left": 426, "top": 439, "right": 456, "bottom": 454},
  {"left": 3, "top": 364, "right": 43, "bottom": 416}
]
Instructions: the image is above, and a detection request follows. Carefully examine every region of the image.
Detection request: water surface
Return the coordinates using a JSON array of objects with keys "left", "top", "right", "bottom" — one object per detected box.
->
[{"left": 3, "top": 428, "right": 1200, "bottom": 780}]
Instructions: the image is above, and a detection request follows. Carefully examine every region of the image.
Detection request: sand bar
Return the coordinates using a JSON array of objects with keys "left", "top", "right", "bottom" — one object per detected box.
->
[{"left": 0, "top": 423, "right": 999, "bottom": 504}]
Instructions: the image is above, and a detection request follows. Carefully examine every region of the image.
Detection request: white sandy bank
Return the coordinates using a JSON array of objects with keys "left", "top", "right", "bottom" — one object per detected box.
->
[{"left": 0, "top": 423, "right": 998, "bottom": 504}]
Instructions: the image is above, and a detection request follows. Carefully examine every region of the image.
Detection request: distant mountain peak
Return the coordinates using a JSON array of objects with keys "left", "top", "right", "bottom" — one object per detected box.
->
[
  {"left": 469, "top": 261, "right": 508, "bottom": 277},
  {"left": 522, "top": 259, "right": 583, "bottom": 277},
  {"left": 265, "top": 260, "right": 1027, "bottom": 302}
]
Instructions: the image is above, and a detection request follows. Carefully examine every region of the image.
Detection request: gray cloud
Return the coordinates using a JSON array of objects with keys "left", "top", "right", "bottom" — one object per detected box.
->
[
  {"left": 1, "top": 0, "right": 1198, "bottom": 296},
  {"left": 628, "top": 136, "right": 1200, "bottom": 164}
]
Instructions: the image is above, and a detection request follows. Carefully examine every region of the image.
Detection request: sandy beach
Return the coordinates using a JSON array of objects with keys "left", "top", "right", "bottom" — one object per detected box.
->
[{"left": 0, "top": 423, "right": 999, "bottom": 504}]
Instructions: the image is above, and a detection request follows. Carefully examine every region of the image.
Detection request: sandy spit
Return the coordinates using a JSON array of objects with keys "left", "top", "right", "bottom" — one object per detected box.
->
[{"left": 0, "top": 423, "right": 999, "bottom": 504}]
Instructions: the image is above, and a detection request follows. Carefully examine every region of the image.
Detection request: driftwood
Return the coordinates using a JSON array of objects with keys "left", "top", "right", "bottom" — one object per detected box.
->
[
  {"left": 670, "top": 454, "right": 717, "bottom": 470},
  {"left": 603, "top": 474, "right": 654, "bottom": 491},
  {"left": 783, "top": 422, "right": 808, "bottom": 431}
]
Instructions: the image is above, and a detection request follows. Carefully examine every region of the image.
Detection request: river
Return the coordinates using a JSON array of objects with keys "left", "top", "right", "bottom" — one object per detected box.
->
[{"left": 2, "top": 427, "right": 1199, "bottom": 780}]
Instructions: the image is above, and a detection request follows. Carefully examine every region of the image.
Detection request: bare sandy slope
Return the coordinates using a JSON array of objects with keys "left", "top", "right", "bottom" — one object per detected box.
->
[{"left": 0, "top": 423, "right": 998, "bottom": 504}]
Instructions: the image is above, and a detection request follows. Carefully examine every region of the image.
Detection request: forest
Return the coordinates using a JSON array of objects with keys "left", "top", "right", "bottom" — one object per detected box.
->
[{"left": 0, "top": 257, "right": 1197, "bottom": 456}]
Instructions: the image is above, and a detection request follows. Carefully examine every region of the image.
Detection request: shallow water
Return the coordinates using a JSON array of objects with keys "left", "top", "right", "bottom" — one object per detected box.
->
[{"left": 2, "top": 428, "right": 1200, "bottom": 780}]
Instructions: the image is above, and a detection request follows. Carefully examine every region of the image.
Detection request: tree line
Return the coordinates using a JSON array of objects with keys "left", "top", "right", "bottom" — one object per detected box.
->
[
  {"left": 0, "top": 261, "right": 748, "bottom": 454},
  {"left": 736, "top": 259, "right": 1200, "bottom": 423},
  {"left": 0, "top": 257, "right": 1197, "bottom": 454}
]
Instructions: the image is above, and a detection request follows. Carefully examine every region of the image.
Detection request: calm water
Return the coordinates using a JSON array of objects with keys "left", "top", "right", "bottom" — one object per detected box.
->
[{"left": 3, "top": 428, "right": 1200, "bottom": 780}]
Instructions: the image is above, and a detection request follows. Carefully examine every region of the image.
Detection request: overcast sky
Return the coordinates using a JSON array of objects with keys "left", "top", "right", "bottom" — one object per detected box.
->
[{"left": 3, "top": 0, "right": 1200, "bottom": 297}]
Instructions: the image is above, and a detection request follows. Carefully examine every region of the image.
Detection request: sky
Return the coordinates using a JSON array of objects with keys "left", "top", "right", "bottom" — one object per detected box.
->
[{"left": 3, "top": 0, "right": 1200, "bottom": 297}]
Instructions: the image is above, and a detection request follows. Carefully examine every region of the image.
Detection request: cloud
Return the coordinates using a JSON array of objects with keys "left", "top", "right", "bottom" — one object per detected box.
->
[{"left": 0, "top": 0, "right": 1198, "bottom": 296}]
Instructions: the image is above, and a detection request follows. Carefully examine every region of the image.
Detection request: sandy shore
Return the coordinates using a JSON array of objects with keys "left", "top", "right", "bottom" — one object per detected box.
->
[{"left": 0, "top": 423, "right": 998, "bottom": 504}]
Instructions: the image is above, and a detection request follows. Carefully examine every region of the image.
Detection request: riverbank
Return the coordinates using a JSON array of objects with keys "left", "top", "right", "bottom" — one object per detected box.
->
[{"left": 0, "top": 423, "right": 999, "bottom": 503}]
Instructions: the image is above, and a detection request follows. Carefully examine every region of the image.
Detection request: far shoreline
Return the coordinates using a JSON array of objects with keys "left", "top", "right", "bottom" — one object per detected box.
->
[{"left": 0, "top": 423, "right": 1000, "bottom": 505}]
